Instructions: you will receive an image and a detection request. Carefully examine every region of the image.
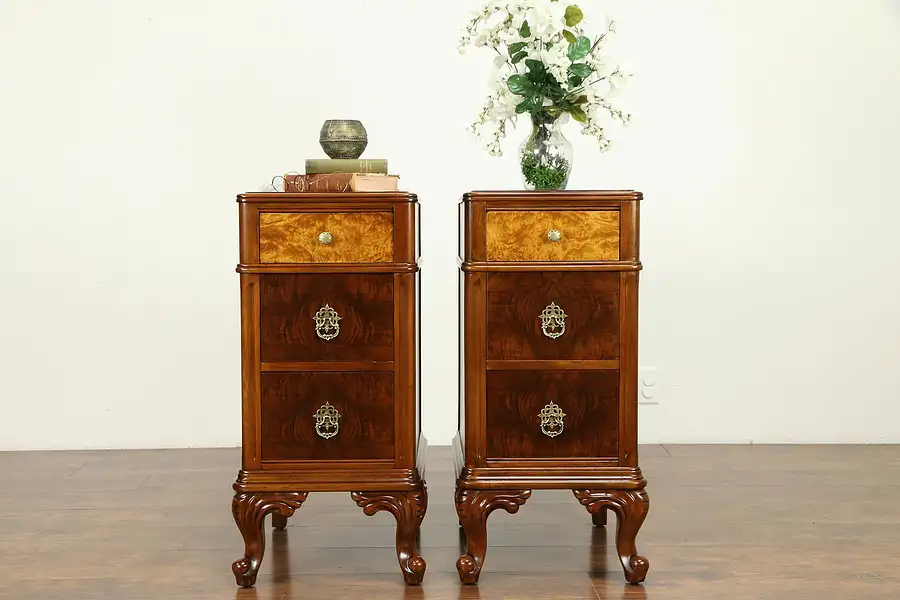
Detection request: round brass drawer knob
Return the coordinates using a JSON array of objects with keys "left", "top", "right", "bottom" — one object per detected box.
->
[
  {"left": 547, "top": 229, "right": 562, "bottom": 242},
  {"left": 318, "top": 231, "right": 333, "bottom": 245}
]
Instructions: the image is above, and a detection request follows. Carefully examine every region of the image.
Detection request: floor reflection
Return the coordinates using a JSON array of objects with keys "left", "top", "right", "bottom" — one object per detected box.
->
[
  {"left": 271, "top": 527, "right": 292, "bottom": 585},
  {"left": 588, "top": 519, "right": 649, "bottom": 599},
  {"left": 588, "top": 521, "right": 610, "bottom": 577}
]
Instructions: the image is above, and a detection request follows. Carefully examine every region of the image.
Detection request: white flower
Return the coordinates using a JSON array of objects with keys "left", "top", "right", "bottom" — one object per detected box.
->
[
  {"left": 460, "top": 0, "right": 633, "bottom": 158},
  {"left": 538, "top": 42, "right": 569, "bottom": 86},
  {"left": 609, "top": 68, "right": 630, "bottom": 89},
  {"left": 527, "top": 1, "right": 567, "bottom": 39}
]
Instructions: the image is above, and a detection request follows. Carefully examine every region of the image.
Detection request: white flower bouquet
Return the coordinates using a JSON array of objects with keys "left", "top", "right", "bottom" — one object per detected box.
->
[{"left": 459, "top": 0, "right": 631, "bottom": 188}]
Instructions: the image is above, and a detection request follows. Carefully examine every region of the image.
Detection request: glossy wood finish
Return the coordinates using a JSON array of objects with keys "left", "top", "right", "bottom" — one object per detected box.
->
[
  {"left": 457, "top": 190, "right": 647, "bottom": 585},
  {"left": 231, "top": 492, "right": 308, "bottom": 587},
  {"left": 259, "top": 273, "right": 394, "bottom": 362},
  {"left": 485, "top": 370, "right": 619, "bottom": 460},
  {"left": 352, "top": 489, "right": 428, "bottom": 584},
  {"left": 260, "top": 372, "right": 394, "bottom": 462},
  {"left": 486, "top": 210, "right": 619, "bottom": 261},
  {"left": 259, "top": 211, "right": 393, "bottom": 263},
  {"left": 487, "top": 272, "right": 619, "bottom": 360},
  {"left": 2, "top": 444, "right": 900, "bottom": 598},
  {"left": 575, "top": 489, "right": 650, "bottom": 584},
  {"left": 455, "top": 488, "right": 531, "bottom": 584},
  {"left": 235, "top": 192, "right": 425, "bottom": 587}
]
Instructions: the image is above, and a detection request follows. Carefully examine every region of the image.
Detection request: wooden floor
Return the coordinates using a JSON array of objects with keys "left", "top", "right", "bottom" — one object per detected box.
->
[{"left": 1, "top": 445, "right": 898, "bottom": 599}]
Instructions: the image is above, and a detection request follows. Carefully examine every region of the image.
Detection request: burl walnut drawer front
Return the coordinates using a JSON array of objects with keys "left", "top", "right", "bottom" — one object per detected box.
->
[
  {"left": 260, "top": 372, "right": 394, "bottom": 461},
  {"left": 260, "top": 273, "right": 393, "bottom": 362},
  {"left": 485, "top": 370, "right": 619, "bottom": 459},
  {"left": 486, "top": 210, "right": 619, "bottom": 261},
  {"left": 259, "top": 212, "right": 393, "bottom": 263},
  {"left": 487, "top": 272, "right": 619, "bottom": 360}
]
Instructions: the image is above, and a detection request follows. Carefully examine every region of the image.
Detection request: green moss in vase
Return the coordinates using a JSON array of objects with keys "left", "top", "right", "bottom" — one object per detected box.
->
[{"left": 521, "top": 153, "right": 571, "bottom": 190}]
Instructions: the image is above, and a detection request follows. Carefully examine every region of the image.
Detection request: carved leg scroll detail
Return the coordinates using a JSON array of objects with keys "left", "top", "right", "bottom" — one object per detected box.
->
[
  {"left": 351, "top": 486, "right": 428, "bottom": 585},
  {"left": 455, "top": 488, "right": 531, "bottom": 584},
  {"left": 231, "top": 492, "right": 308, "bottom": 588},
  {"left": 574, "top": 489, "right": 650, "bottom": 584}
]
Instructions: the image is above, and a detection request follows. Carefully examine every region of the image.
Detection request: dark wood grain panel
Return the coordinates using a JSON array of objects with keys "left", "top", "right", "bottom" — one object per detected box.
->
[
  {"left": 486, "top": 360, "right": 618, "bottom": 370},
  {"left": 486, "top": 272, "right": 619, "bottom": 360},
  {"left": 260, "top": 361, "right": 393, "bottom": 372},
  {"left": 485, "top": 370, "right": 619, "bottom": 459},
  {"left": 260, "top": 372, "right": 394, "bottom": 461},
  {"left": 259, "top": 273, "right": 393, "bottom": 362}
]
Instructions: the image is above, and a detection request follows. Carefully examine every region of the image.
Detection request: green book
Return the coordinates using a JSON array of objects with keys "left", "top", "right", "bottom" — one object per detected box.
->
[{"left": 305, "top": 159, "right": 388, "bottom": 174}]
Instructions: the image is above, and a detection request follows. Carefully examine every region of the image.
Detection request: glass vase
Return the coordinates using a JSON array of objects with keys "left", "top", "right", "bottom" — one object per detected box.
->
[{"left": 518, "top": 115, "right": 573, "bottom": 190}]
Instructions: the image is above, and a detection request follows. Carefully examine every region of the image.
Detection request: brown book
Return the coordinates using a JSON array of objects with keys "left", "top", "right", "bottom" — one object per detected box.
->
[{"left": 283, "top": 173, "right": 399, "bottom": 193}]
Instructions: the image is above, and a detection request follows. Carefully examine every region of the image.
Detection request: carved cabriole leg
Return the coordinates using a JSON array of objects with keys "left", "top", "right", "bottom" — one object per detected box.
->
[
  {"left": 231, "top": 492, "right": 308, "bottom": 588},
  {"left": 351, "top": 486, "right": 428, "bottom": 585},
  {"left": 592, "top": 508, "right": 608, "bottom": 527},
  {"left": 574, "top": 489, "right": 650, "bottom": 584},
  {"left": 455, "top": 488, "right": 531, "bottom": 584},
  {"left": 272, "top": 513, "right": 288, "bottom": 531}
]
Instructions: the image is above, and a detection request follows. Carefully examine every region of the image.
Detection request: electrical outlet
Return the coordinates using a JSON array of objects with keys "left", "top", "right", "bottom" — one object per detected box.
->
[{"left": 638, "top": 366, "right": 660, "bottom": 405}]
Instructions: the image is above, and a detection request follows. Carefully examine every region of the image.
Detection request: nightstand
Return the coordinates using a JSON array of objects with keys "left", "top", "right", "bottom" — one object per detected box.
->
[
  {"left": 232, "top": 192, "right": 426, "bottom": 587},
  {"left": 455, "top": 190, "right": 649, "bottom": 584}
]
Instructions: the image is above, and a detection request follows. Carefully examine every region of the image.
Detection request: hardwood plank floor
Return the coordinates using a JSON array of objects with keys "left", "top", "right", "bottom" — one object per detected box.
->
[{"left": 0, "top": 445, "right": 898, "bottom": 599}]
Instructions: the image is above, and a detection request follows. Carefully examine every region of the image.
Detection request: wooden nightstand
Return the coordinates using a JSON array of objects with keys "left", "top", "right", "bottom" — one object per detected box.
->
[
  {"left": 455, "top": 190, "right": 649, "bottom": 584},
  {"left": 232, "top": 192, "right": 426, "bottom": 588}
]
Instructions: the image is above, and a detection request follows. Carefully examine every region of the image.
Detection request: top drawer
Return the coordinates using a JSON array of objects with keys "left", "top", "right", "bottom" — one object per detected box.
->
[
  {"left": 259, "top": 212, "right": 393, "bottom": 263},
  {"left": 486, "top": 210, "right": 619, "bottom": 262}
]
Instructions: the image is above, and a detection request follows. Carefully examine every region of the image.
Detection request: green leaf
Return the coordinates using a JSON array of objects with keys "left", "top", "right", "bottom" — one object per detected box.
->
[
  {"left": 507, "top": 74, "right": 532, "bottom": 96},
  {"left": 569, "top": 106, "right": 587, "bottom": 122},
  {"left": 519, "top": 20, "right": 530, "bottom": 38},
  {"left": 525, "top": 59, "right": 545, "bottom": 72},
  {"left": 572, "top": 94, "right": 588, "bottom": 104},
  {"left": 567, "top": 35, "right": 590, "bottom": 61},
  {"left": 546, "top": 106, "right": 563, "bottom": 118},
  {"left": 567, "top": 75, "right": 584, "bottom": 88},
  {"left": 511, "top": 51, "right": 527, "bottom": 64},
  {"left": 507, "top": 41, "right": 527, "bottom": 55},
  {"left": 564, "top": 6, "right": 584, "bottom": 27},
  {"left": 546, "top": 84, "right": 566, "bottom": 100},
  {"left": 562, "top": 30, "right": 577, "bottom": 44},
  {"left": 568, "top": 62, "right": 593, "bottom": 77},
  {"left": 515, "top": 100, "right": 531, "bottom": 114},
  {"left": 524, "top": 69, "right": 543, "bottom": 86}
]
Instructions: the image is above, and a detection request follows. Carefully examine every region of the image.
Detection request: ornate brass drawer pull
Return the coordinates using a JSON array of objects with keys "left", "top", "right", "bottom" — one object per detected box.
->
[
  {"left": 547, "top": 229, "right": 562, "bottom": 242},
  {"left": 538, "top": 401, "right": 566, "bottom": 437},
  {"left": 313, "top": 402, "right": 341, "bottom": 439},
  {"left": 318, "top": 231, "right": 333, "bottom": 245},
  {"left": 313, "top": 304, "right": 341, "bottom": 340},
  {"left": 540, "top": 302, "right": 567, "bottom": 339}
]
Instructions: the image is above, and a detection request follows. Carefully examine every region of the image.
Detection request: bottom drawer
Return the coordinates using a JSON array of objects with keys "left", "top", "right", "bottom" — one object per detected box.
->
[
  {"left": 485, "top": 370, "right": 618, "bottom": 459},
  {"left": 260, "top": 372, "right": 394, "bottom": 462}
]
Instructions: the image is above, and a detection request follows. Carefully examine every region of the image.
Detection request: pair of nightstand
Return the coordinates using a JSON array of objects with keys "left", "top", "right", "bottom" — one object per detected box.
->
[{"left": 230, "top": 190, "right": 648, "bottom": 588}]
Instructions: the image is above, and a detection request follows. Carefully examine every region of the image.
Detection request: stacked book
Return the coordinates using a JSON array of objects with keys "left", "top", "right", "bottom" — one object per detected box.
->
[{"left": 283, "top": 159, "right": 398, "bottom": 193}]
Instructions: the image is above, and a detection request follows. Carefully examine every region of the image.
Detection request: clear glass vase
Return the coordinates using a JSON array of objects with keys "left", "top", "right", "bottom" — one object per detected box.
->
[{"left": 518, "top": 115, "right": 573, "bottom": 190}]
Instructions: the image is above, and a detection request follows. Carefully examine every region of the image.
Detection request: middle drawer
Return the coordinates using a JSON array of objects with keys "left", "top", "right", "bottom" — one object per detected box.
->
[
  {"left": 487, "top": 272, "right": 619, "bottom": 360},
  {"left": 260, "top": 273, "right": 394, "bottom": 362}
]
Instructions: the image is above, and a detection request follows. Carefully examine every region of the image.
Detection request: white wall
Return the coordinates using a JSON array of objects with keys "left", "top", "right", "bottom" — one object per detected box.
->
[{"left": 1, "top": 1, "right": 899, "bottom": 450}]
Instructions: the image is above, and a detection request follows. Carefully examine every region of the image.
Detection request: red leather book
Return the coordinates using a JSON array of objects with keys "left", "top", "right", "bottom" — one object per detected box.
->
[{"left": 283, "top": 173, "right": 399, "bottom": 193}]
